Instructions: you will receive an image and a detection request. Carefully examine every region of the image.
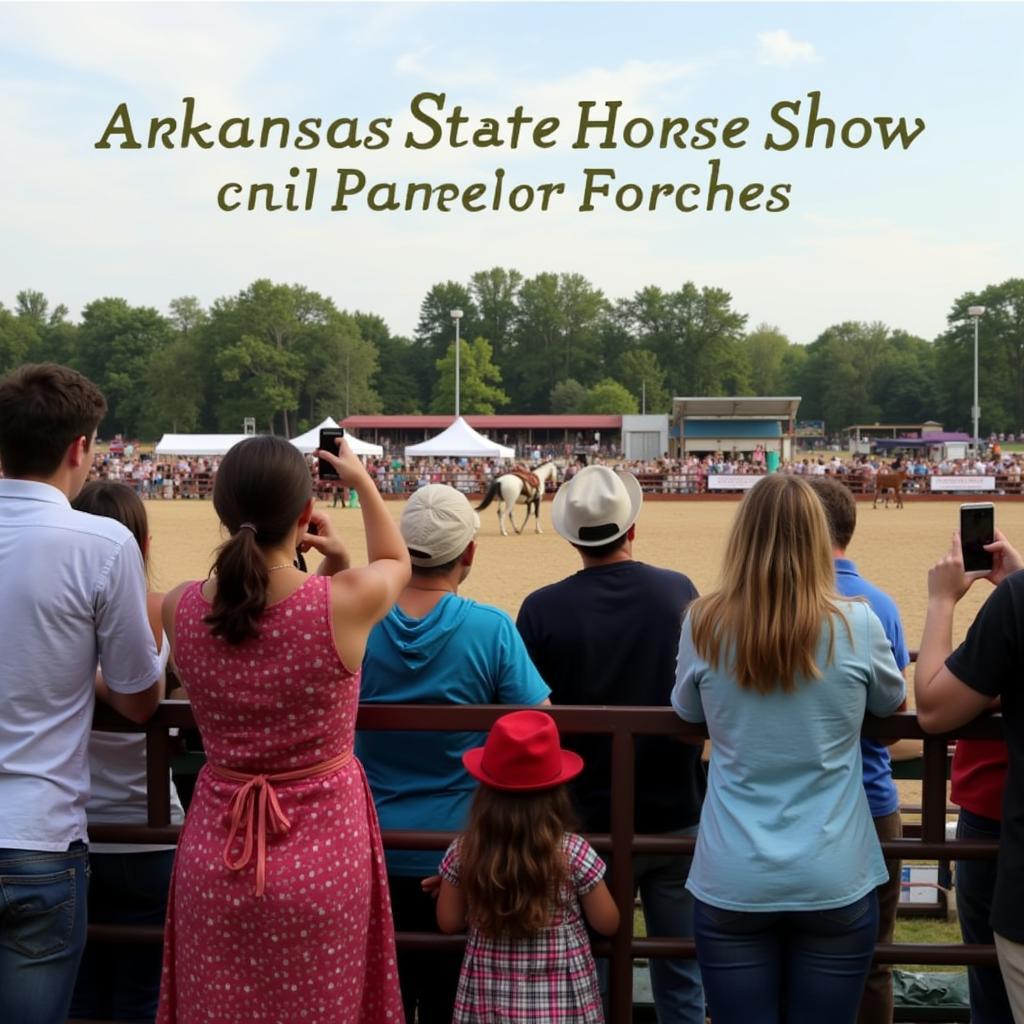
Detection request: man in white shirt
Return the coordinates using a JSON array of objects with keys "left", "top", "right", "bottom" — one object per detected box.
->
[{"left": 0, "top": 363, "right": 162, "bottom": 1024}]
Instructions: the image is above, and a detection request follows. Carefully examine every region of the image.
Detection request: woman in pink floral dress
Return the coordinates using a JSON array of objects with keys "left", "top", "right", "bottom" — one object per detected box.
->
[{"left": 157, "top": 436, "right": 410, "bottom": 1024}]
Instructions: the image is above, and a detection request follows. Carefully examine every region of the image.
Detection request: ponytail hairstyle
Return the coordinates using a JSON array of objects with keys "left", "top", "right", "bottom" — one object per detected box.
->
[
  {"left": 205, "top": 436, "right": 312, "bottom": 645},
  {"left": 73, "top": 480, "right": 150, "bottom": 575},
  {"left": 459, "top": 783, "right": 575, "bottom": 939}
]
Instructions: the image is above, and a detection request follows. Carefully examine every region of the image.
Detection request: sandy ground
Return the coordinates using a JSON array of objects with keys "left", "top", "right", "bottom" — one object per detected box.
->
[{"left": 147, "top": 495, "right": 1022, "bottom": 651}]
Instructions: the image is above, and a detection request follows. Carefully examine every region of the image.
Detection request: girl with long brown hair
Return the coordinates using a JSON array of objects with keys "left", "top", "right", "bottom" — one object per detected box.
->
[
  {"left": 436, "top": 710, "right": 619, "bottom": 1023},
  {"left": 672, "top": 474, "right": 906, "bottom": 1024}
]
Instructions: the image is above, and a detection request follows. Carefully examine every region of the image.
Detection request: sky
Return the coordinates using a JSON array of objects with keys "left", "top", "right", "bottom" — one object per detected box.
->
[{"left": 1, "top": 1, "right": 1021, "bottom": 346}]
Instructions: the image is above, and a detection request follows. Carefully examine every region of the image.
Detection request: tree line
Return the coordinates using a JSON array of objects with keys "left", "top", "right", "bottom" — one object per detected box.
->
[{"left": 0, "top": 273, "right": 1021, "bottom": 440}]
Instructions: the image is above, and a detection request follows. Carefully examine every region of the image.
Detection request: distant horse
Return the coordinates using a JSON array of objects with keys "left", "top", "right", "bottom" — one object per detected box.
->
[
  {"left": 476, "top": 462, "right": 559, "bottom": 536},
  {"left": 872, "top": 471, "right": 907, "bottom": 509}
]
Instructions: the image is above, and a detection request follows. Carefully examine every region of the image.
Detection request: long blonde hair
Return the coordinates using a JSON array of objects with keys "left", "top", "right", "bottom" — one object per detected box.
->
[{"left": 688, "top": 474, "right": 848, "bottom": 693}]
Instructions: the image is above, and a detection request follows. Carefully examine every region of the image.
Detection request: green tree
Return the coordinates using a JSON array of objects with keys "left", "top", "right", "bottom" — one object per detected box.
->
[
  {"left": 215, "top": 334, "right": 305, "bottom": 433},
  {"left": 584, "top": 378, "right": 639, "bottom": 414},
  {"left": 795, "top": 322, "right": 903, "bottom": 429},
  {"left": 618, "top": 349, "right": 669, "bottom": 413},
  {"left": 355, "top": 313, "right": 420, "bottom": 414},
  {"left": 168, "top": 295, "right": 208, "bottom": 335},
  {"left": 204, "top": 279, "right": 337, "bottom": 434},
  {"left": 935, "top": 280, "right": 1024, "bottom": 434},
  {"left": 0, "top": 304, "right": 39, "bottom": 373},
  {"left": 296, "top": 310, "right": 380, "bottom": 425},
  {"left": 76, "top": 297, "right": 174, "bottom": 436},
  {"left": 10, "top": 290, "right": 77, "bottom": 366},
  {"left": 470, "top": 267, "right": 522, "bottom": 365},
  {"left": 512, "top": 272, "right": 607, "bottom": 410},
  {"left": 430, "top": 337, "right": 509, "bottom": 415},
  {"left": 413, "top": 281, "right": 477, "bottom": 409},
  {"left": 143, "top": 334, "right": 204, "bottom": 435},
  {"left": 740, "top": 324, "right": 793, "bottom": 395},
  {"left": 620, "top": 282, "right": 749, "bottom": 396},
  {"left": 549, "top": 378, "right": 587, "bottom": 414}
]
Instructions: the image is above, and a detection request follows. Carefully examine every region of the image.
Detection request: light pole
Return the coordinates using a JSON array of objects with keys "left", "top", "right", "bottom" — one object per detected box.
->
[
  {"left": 450, "top": 309, "right": 463, "bottom": 418},
  {"left": 968, "top": 305, "right": 986, "bottom": 453}
]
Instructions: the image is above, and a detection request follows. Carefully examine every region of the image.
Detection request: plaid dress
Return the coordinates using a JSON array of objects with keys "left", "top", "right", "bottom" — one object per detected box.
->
[{"left": 440, "top": 832, "right": 606, "bottom": 1023}]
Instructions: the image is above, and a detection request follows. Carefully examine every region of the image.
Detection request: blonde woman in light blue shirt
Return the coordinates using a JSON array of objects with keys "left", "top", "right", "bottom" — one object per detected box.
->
[{"left": 672, "top": 474, "right": 905, "bottom": 1024}]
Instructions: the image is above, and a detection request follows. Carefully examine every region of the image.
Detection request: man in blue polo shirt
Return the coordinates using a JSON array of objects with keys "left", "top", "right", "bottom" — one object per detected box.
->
[
  {"left": 810, "top": 477, "right": 910, "bottom": 1024},
  {"left": 357, "top": 484, "right": 549, "bottom": 1024}
]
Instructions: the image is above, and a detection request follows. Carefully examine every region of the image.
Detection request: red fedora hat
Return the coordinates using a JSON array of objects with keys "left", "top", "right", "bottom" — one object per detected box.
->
[{"left": 463, "top": 710, "right": 583, "bottom": 792}]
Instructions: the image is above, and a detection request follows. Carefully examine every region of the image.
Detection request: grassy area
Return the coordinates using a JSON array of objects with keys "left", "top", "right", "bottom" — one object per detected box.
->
[{"left": 895, "top": 915, "right": 965, "bottom": 974}]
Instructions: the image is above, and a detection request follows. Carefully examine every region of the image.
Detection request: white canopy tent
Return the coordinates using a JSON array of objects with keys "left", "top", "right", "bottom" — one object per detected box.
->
[
  {"left": 404, "top": 416, "right": 515, "bottom": 459},
  {"left": 290, "top": 418, "right": 383, "bottom": 457},
  {"left": 154, "top": 434, "right": 250, "bottom": 457}
]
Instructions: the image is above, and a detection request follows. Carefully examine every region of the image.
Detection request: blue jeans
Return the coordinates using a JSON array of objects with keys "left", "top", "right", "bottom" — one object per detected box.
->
[
  {"left": 956, "top": 809, "right": 1014, "bottom": 1024},
  {"left": 0, "top": 842, "right": 90, "bottom": 1024},
  {"left": 600, "top": 825, "right": 704, "bottom": 1024},
  {"left": 693, "top": 892, "right": 878, "bottom": 1024},
  {"left": 69, "top": 849, "right": 175, "bottom": 1022}
]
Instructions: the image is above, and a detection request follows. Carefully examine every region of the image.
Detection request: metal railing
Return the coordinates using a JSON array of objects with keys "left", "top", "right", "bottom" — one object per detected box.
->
[{"left": 89, "top": 702, "right": 1003, "bottom": 1022}]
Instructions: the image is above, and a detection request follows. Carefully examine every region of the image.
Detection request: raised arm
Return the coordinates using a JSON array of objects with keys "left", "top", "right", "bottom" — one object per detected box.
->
[{"left": 915, "top": 531, "right": 1016, "bottom": 733}]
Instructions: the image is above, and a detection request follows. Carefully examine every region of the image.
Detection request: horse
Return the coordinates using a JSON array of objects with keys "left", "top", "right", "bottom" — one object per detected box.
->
[
  {"left": 476, "top": 462, "right": 559, "bottom": 536},
  {"left": 872, "top": 471, "right": 907, "bottom": 509}
]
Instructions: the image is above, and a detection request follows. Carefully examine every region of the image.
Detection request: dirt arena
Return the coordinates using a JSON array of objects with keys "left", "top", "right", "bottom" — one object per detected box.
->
[{"left": 147, "top": 495, "right": 1022, "bottom": 661}]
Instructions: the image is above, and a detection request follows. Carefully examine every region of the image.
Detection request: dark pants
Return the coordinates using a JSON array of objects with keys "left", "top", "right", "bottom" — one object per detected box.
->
[
  {"left": 388, "top": 874, "right": 462, "bottom": 1024},
  {"left": 693, "top": 892, "right": 879, "bottom": 1024},
  {"left": 956, "top": 809, "right": 1014, "bottom": 1024},
  {"left": 857, "top": 810, "right": 902, "bottom": 1024},
  {"left": 0, "top": 842, "right": 90, "bottom": 1024},
  {"left": 69, "top": 849, "right": 175, "bottom": 1023}
]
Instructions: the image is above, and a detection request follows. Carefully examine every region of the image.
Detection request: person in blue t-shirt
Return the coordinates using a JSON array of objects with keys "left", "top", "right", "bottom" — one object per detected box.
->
[
  {"left": 356, "top": 484, "right": 550, "bottom": 1024},
  {"left": 810, "top": 477, "right": 911, "bottom": 1024}
]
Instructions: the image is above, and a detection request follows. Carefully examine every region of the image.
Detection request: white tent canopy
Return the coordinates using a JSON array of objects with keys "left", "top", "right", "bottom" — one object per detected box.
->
[
  {"left": 404, "top": 417, "right": 515, "bottom": 459},
  {"left": 154, "top": 434, "right": 250, "bottom": 457},
  {"left": 290, "top": 418, "right": 383, "bottom": 456}
]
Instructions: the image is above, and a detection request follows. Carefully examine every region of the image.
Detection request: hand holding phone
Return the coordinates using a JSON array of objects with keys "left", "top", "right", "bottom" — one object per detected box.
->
[
  {"left": 960, "top": 502, "right": 995, "bottom": 572},
  {"left": 317, "top": 428, "right": 345, "bottom": 480}
]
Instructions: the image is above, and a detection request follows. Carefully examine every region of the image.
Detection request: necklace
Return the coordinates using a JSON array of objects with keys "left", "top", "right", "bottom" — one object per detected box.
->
[
  {"left": 406, "top": 584, "right": 454, "bottom": 594},
  {"left": 266, "top": 563, "right": 295, "bottom": 572}
]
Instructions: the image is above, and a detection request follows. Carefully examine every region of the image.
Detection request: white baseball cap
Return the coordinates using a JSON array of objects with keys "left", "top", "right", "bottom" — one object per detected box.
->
[{"left": 401, "top": 484, "right": 480, "bottom": 567}]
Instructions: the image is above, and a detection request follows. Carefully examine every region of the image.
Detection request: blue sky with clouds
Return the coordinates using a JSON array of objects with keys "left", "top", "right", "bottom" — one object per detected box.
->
[{"left": 1, "top": 2, "right": 1020, "bottom": 345}]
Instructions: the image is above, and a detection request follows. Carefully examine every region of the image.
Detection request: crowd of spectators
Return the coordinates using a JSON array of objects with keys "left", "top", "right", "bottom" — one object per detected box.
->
[
  {"left": 3, "top": 363, "right": 1023, "bottom": 1024},
  {"left": 83, "top": 446, "right": 1024, "bottom": 502}
]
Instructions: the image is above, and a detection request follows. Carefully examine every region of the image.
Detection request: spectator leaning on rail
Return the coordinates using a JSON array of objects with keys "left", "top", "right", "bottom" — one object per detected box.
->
[
  {"left": 516, "top": 464, "right": 706, "bottom": 1024},
  {"left": 916, "top": 528, "right": 1024, "bottom": 1024},
  {"left": 357, "top": 483, "right": 550, "bottom": 1024},
  {"left": 672, "top": 474, "right": 905, "bottom": 1024},
  {"left": 808, "top": 477, "right": 912, "bottom": 1024},
  {"left": 0, "top": 364, "right": 162, "bottom": 1024}
]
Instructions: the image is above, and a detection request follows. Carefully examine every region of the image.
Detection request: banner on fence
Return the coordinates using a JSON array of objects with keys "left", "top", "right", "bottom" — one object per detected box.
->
[
  {"left": 900, "top": 865, "right": 940, "bottom": 905},
  {"left": 929, "top": 476, "right": 996, "bottom": 492},
  {"left": 707, "top": 475, "right": 762, "bottom": 491}
]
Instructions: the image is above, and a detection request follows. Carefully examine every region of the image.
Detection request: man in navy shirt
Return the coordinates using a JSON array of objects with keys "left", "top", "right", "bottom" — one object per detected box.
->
[
  {"left": 810, "top": 478, "right": 909, "bottom": 1024},
  {"left": 517, "top": 465, "right": 705, "bottom": 1024}
]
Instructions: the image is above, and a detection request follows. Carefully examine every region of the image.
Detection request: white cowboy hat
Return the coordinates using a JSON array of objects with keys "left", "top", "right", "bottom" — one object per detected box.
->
[{"left": 551, "top": 465, "right": 643, "bottom": 546}]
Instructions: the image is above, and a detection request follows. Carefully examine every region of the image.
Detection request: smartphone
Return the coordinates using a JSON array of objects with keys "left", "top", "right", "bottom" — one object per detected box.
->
[
  {"left": 960, "top": 502, "right": 995, "bottom": 572},
  {"left": 317, "top": 428, "right": 345, "bottom": 480}
]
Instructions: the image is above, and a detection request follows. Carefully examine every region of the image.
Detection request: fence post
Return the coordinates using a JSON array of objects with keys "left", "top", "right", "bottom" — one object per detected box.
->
[
  {"left": 920, "top": 734, "right": 950, "bottom": 845},
  {"left": 609, "top": 726, "right": 636, "bottom": 1024}
]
